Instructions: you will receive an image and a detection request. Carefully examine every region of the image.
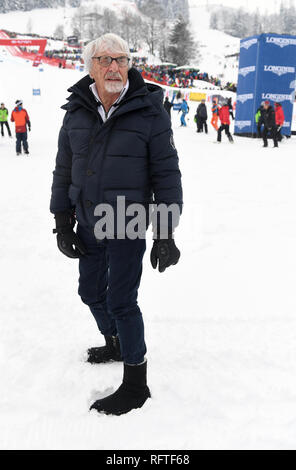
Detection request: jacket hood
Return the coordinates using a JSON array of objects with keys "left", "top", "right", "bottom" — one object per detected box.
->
[{"left": 62, "top": 67, "right": 164, "bottom": 113}]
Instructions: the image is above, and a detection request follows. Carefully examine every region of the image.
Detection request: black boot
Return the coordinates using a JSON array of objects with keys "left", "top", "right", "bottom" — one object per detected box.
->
[
  {"left": 87, "top": 335, "right": 122, "bottom": 364},
  {"left": 90, "top": 361, "right": 151, "bottom": 415}
]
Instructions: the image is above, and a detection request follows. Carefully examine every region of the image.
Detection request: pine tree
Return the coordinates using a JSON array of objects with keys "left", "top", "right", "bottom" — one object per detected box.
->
[
  {"left": 168, "top": 16, "right": 196, "bottom": 66},
  {"left": 140, "top": 0, "right": 164, "bottom": 55},
  {"left": 136, "top": 0, "right": 189, "bottom": 21},
  {"left": 102, "top": 8, "right": 118, "bottom": 35},
  {"left": 282, "top": 5, "right": 296, "bottom": 35},
  {"left": 54, "top": 23, "right": 64, "bottom": 39},
  {"left": 210, "top": 11, "right": 218, "bottom": 30},
  {"left": 251, "top": 9, "right": 262, "bottom": 35}
]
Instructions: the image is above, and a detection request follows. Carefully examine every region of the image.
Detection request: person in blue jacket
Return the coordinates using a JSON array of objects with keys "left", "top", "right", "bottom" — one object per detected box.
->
[
  {"left": 180, "top": 98, "right": 189, "bottom": 126},
  {"left": 50, "top": 33, "right": 183, "bottom": 416}
]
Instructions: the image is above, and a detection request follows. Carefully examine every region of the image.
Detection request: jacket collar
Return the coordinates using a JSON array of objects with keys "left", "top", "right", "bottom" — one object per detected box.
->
[{"left": 62, "top": 68, "right": 163, "bottom": 116}]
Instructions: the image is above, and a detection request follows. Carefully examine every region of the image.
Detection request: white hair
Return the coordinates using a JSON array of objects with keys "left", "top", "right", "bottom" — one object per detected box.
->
[{"left": 82, "top": 33, "right": 131, "bottom": 73}]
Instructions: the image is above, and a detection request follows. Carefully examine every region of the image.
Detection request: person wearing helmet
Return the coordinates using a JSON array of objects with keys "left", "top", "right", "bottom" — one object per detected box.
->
[
  {"left": 211, "top": 98, "right": 219, "bottom": 131},
  {"left": 262, "top": 100, "right": 278, "bottom": 148},
  {"left": 180, "top": 99, "right": 189, "bottom": 127},
  {"left": 0, "top": 102, "right": 12, "bottom": 138},
  {"left": 11, "top": 100, "right": 31, "bottom": 156},
  {"left": 195, "top": 99, "right": 208, "bottom": 133},
  {"left": 255, "top": 102, "right": 265, "bottom": 138},
  {"left": 217, "top": 100, "right": 234, "bottom": 143},
  {"left": 274, "top": 102, "right": 284, "bottom": 143}
]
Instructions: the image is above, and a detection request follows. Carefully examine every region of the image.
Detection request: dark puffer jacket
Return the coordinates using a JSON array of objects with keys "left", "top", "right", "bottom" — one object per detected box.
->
[
  {"left": 196, "top": 103, "right": 207, "bottom": 120},
  {"left": 262, "top": 105, "right": 276, "bottom": 129},
  {"left": 50, "top": 68, "right": 183, "bottom": 232}
]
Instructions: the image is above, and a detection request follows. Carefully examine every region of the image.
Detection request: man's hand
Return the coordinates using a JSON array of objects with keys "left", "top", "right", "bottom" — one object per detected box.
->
[
  {"left": 56, "top": 231, "right": 86, "bottom": 258},
  {"left": 150, "top": 238, "right": 180, "bottom": 273},
  {"left": 53, "top": 211, "right": 86, "bottom": 259}
]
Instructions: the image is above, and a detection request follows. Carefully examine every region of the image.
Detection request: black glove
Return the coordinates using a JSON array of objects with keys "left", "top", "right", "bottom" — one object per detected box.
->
[
  {"left": 150, "top": 238, "right": 180, "bottom": 273},
  {"left": 53, "top": 211, "right": 86, "bottom": 259},
  {"left": 28, "top": 122, "right": 31, "bottom": 132}
]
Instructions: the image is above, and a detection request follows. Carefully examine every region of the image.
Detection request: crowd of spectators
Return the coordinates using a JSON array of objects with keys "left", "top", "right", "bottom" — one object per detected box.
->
[
  {"left": 133, "top": 60, "right": 237, "bottom": 91},
  {"left": 4, "top": 28, "right": 237, "bottom": 90},
  {"left": 44, "top": 48, "right": 82, "bottom": 62},
  {"left": 224, "top": 82, "right": 237, "bottom": 92},
  {"left": 19, "top": 47, "right": 82, "bottom": 62}
]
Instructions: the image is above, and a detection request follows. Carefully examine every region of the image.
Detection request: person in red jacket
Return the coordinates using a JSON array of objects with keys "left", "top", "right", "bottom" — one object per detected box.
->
[
  {"left": 11, "top": 99, "right": 31, "bottom": 156},
  {"left": 274, "top": 102, "right": 284, "bottom": 142},
  {"left": 217, "top": 100, "right": 233, "bottom": 143}
]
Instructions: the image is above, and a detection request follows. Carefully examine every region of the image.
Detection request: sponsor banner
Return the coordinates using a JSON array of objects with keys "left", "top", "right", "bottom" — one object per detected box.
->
[
  {"left": 0, "top": 37, "right": 47, "bottom": 56},
  {"left": 67, "top": 35, "right": 79, "bottom": 46},
  {"left": 235, "top": 120, "right": 252, "bottom": 130},
  {"left": 266, "top": 36, "right": 296, "bottom": 48},
  {"left": 236, "top": 33, "right": 296, "bottom": 135},
  {"left": 262, "top": 93, "right": 293, "bottom": 103},
  {"left": 238, "top": 66, "right": 256, "bottom": 77},
  {"left": 189, "top": 92, "right": 206, "bottom": 102},
  {"left": 241, "top": 38, "right": 258, "bottom": 50},
  {"left": 264, "top": 65, "right": 295, "bottom": 76},
  {"left": 237, "top": 93, "right": 254, "bottom": 103},
  {"left": 173, "top": 103, "right": 182, "bottom": 111}
]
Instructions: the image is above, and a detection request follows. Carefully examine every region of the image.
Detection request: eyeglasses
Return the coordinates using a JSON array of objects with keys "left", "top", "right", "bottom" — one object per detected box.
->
[{"left": 92, "top": 56, "right": 130, "bottom": 67}]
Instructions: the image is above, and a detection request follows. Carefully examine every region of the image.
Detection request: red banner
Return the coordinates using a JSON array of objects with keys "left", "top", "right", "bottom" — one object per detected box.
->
[{"left": 0, "top": 38, "right": 47, "bottom": 55}]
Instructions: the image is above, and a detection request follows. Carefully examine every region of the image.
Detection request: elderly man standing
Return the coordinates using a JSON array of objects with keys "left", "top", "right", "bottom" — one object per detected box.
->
[{"left": 50, "top": 34, "right": 183, "bottom": 416}]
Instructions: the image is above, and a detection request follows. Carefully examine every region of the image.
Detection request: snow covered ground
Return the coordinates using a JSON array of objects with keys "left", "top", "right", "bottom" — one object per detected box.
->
[{"left": 1, "top": 55, "right": 296, "bottom": 450}]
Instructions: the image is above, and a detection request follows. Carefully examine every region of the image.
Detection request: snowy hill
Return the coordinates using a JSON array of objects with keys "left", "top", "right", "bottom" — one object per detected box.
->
[
  {"left": 0, "top": 0, "right": 140, "bottom": 37},
  {"left": 188, "top": 1, "right": 240, "bottom": 82},
  {"left": 0, "top": 0, "right": 240, "bottom": 83}
]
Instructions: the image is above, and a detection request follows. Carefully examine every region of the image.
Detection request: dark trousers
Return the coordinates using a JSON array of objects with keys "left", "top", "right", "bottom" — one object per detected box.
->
[
  {"left": 257, "top": 122, "right": 263, "bottom": 138},
  {"left": 197, "top": 118, "right": 208, "bottom": 133},
  {"left": 1, "top": 121, "right": 11, "bottom": 137},
  {"left": 262, "top": 126, "right": 278, "bottom": 147},
  {"left": 276, "top": 127, "right": 282, "bottom": 142},
  {"left": 16, "top": 132, "right": 28, "bottom": 153},
  {"left": 77, "top": 224, "right": 147, "bottom": 365},
  {"left": 217, "top": 124, "right": 233, "bottom": 142}
]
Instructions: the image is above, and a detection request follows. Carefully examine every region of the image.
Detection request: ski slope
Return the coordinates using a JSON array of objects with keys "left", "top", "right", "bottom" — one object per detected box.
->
[
  {"left": 1, "top": 56, "right": 296, "bottom": 450},
  {"left": 188, "top": 1, "right": 240, "bottom": 82},
  {"left": 0, "top": 1, "right": 240, "bottom": 83},
  {"left": 0, "top": 1, "right": 142, "bottom": 38}
]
